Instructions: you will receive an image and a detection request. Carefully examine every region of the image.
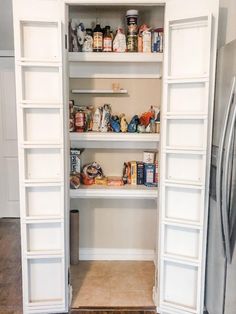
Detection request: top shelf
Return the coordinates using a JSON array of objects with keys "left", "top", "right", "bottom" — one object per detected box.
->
[{"left": 68, "top": 52, "right": 163, "bottom": 63}]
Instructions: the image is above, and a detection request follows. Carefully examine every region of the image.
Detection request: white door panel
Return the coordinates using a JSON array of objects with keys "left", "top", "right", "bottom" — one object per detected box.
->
[
  {"left": 13, "top": 0, "right": 68, "bottom": 313},
  {"left": 158, "top": 1, "right": 219, "bottom": 313}
]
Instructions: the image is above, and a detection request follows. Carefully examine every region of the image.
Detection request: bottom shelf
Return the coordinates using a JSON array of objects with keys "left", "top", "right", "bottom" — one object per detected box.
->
[{"left": 70, "top": 185, "right": 158, "bottom": 199}]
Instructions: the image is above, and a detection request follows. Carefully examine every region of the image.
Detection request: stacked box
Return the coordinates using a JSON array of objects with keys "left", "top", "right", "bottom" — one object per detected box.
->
[
  {"left": 137, "top": 162, "right": 144, "bottom": 185},
  {"left": 144, "top": 163, "right": 157, "bottom": 187},
  {"left": 70, "top": 148, "right": 81, "bottom": 173},
  {"left": 130, "top": 161, "right": 137, "bottom": 185}
]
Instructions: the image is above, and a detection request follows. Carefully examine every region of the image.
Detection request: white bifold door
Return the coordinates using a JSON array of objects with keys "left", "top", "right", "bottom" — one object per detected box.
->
[
  {"left": 13, "top": 1, "right": 68, "bottom": 313},
  {"left": 157, "top": 1, "right": 218, "bottom": 314}
]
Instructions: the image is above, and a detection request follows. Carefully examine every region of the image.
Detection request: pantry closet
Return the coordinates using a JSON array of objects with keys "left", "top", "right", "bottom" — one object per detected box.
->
[{"left": 12, "top": 1, "right": 219, "bottom": 314}]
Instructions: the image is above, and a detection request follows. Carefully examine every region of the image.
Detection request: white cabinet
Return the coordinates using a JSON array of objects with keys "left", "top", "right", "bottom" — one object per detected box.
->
[{"left": 12, "top": 0, "right": 219, "bottom": 313}]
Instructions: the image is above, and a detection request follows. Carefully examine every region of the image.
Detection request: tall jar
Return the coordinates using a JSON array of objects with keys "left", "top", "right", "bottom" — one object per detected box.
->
[{"left": 126, "top": 9, "right": 138, "bottom": 52}]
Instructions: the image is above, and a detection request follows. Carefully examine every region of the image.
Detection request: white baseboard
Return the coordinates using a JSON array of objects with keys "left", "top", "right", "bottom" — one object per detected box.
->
[{"left": 79, "top": 248, "right": 155, "bottom": 261}]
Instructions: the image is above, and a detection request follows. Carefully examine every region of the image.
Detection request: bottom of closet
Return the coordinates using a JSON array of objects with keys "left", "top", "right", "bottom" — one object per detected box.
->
[{"left": 71, "top": 261, "right": 156, "bottom": 309}]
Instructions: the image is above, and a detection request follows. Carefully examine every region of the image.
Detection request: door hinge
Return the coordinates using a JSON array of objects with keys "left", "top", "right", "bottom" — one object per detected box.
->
[{"left": 65, "top": 34, "right": 68, "bottom": 50}]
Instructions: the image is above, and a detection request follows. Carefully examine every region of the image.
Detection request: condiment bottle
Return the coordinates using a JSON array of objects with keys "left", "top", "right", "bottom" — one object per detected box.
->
[
  {"left": 93, "top": 24, "right": 103, "bottom": 52},
  {"left": 103, "top": 26, "right": 112, "bottom": 52}
]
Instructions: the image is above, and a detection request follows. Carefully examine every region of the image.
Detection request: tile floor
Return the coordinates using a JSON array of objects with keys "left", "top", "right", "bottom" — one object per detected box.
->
[{"left": 71, "top": 261, "right": 155, "bottom": 308}]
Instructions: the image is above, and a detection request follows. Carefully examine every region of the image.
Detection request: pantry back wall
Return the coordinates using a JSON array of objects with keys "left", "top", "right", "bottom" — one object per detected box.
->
[{"left": 69, "top": 78, "right": 161, "bottom": 259}]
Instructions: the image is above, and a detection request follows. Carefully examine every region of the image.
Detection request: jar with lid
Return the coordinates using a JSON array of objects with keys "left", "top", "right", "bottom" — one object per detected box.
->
[
  {"left": 103, "top": 26, "right": 112, "bottom": 52},
  {"left": 93, "top": 24, "right": 103, "bottom": 52},
  {"left": 126, "top": 9, "right": 139, "bottom": 52}
]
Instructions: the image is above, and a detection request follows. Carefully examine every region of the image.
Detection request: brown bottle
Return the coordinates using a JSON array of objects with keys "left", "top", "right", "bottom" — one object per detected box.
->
[{"left": 93, "top": 24, "right": 103, "bottom": 52}]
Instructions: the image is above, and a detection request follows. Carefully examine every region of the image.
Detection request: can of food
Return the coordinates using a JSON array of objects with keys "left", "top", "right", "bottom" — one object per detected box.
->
[
  {"left": 126, "top": 9, "right": 138, "bottom": 35},
  {"left": 75, "top": 111, "right": 85, "bottom": 132},
  {"left": 127, "top": 34, "right": 138, "bottom": 52}
]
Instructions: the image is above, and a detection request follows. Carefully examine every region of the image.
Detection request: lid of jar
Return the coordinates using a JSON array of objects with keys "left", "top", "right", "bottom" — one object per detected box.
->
[{"left": 126, "top": 9, "right": 139, "bottom": 17}]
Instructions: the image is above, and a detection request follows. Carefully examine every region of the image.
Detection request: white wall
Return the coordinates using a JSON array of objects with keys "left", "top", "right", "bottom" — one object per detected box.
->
[
  {"left": 218, "top": 0, "right": 236, "bottom": 48},
  {"left": 0, "top": 0, "right": 14, "bottom": 52}
]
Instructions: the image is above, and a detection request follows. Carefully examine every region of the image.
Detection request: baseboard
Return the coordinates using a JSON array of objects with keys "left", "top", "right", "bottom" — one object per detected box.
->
[{"left": 79, "top": 248, "right": 155, "bottom": 261}]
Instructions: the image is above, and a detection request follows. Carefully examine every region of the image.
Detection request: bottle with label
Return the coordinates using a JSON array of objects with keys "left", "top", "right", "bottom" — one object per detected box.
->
[
  {"left": 82, "top": 28, "right": 93, "bottom": 52},
  {"left": 93, "top": 24, "right": 103, "bottom": 52},
  {"left": 103, "top": 26, "right": 112, "bottom": 52}
]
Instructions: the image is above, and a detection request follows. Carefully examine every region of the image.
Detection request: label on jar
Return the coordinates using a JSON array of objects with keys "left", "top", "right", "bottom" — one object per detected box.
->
[
  {"left": 127, "top": 35, "right": 138, "bottom": 52},
  {"left": 103, "top": 37, "right": 112, "bottom": 52},
  {"left": 75, "top": 112, "right": 85, "bottom": 128},
  {"left": 93, "top": 32, "right": 103, "bottom": 50}
]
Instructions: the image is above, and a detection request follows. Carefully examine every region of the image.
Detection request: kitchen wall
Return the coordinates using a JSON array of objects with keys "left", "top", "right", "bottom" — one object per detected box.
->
[
  {"left": 0, "top": 0, "right": 14, "bottom": 52},
  {"left": 218, "top": 0, "right": 236, "bottom": 48}
]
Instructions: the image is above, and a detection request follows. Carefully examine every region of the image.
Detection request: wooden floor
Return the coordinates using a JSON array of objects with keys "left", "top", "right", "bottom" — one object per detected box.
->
[
  {"left": 0, "top": 218, "right": 22, "bottom": 314},
  {"left": 71, "top": 261, "right": 156, "bottom": 309}
]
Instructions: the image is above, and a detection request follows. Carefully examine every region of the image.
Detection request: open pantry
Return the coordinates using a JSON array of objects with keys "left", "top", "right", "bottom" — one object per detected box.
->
[{"left": 12, "top": 1, "right": 219, "bottom": 314}]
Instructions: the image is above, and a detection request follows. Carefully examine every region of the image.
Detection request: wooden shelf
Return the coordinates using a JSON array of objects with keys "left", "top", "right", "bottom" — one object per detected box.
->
[
  {"left": 70, "top": 132, "right": 160, "bottom": 142},
  {"left": 68, "top": 52, "right": 163, "bottom": 63},
  {"left": 70, "top": 185, "right": 158, "bottom": 199},
  {"left": 71, "top": 89, "right": 128, "bottom": 94}
]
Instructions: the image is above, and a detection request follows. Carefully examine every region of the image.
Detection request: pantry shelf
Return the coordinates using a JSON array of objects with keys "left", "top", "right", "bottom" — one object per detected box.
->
[
  {"left": 71, "top": 89, "right": 128, "bottom": 94},
  {"left": 68, "top": 52, "right": 163, "bottom": 63},
  {"left": 70, "top": 132, "right": 160, "bottom": 142},
  {"left": 70, "top": 185, "right": 158, "bottom": 200}
]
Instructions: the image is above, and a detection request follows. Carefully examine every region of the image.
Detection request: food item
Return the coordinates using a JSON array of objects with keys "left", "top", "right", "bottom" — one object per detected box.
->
[
  {"left": 126, "top": 9, "right": 138, "bottom": 35},
  {"left": 69, "top": 100, "right": 75, "bottom": 132},
  {"left": 120, "top": 114, "right": 128, "bottom": 132},
  {"left": 93, "top": 24, "right": 103, "bottom": 52},
  {"left": 152, "top": 28, "right": 163, "bottom": 53},
  {"left": 137, "top": 162, "right": 144, "bottom": 185},
  {"left": 140, "top": 111, "right": 154, "bottom": 127},
  {"left": 76, "top": 23, "right": 85, "bottom": 52},
  {"left": 95, "top": 177, "right": 108, "bottom": 185},
  {"left": 70, "top": 148, "right": 82, "bottom": 173},
  {"left": 107, "top": 176, "right": 124, "bottom": 186},
  {"left": 83, "top": 28, "right": 93, "bottom": 52},
  {"left": 75, "top": 110, "right": 85, "bottom": 132},
  {"left": 103, "top": 26, "right": 113, "bottom": 52},
  {"left": 82, "top": 162, "right": 104, "bottom": 179},
  {"left": 154, "top": 161, "right": 158, "bottom": 185},
  {"left": 69, "top": 20, "right": 79, "bottom": 52},
  {"left": 110, "top": 115, "right": 120, "bottom": 132},
  {"left": 150, "top": 118, "right": 156, "bottom": 133},
  {"left": 130, "top": 161, "right": 137, "bottom": 185},
  {"left": 122, "top": 162, "right": 129, "bottom": 184},
  {"left": 138, "top": 24, "right": 148, "bottom": 52},
  {"left": 143, "top": 29, "right": 152, "bottom": 53},
  {"left": 143, "top": 151, "right": 156, "bottom": 164},
  {"left": 113, "top": 28, "right": 126, "bottom": 52},
  {"left": 84, "top": 106, "right": 94, "bottom": 131},
  {"left": 137, "top": 124, "right": 146, "bottom": 133},
  {"left": 127, "top": 34, "right": 138, "bottom": 52},
  {"left": 128, "top": 115, "right": 139, "bottom": 133},
  {"left": 144, "top": 163, "right": 156, "bottom": 187},
  {"left": 155, "top": 121, "right": 160, "bottom": 133},
  {"left": 92, "top": 107, "right": 102, "bottom": 132},
  {"left": 100, "top": 104, "right": 111, "bottom": 132},
  {"left": 70, "top": 173, "right": 81, "bottom": 189},
  {"left": 82, "top": 173, "right": 94, "bottom": 185}
]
